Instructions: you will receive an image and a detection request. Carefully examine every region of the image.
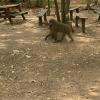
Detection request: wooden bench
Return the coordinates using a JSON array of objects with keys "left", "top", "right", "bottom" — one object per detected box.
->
[
  {"left": 9, "top": 11, "right": 28, "bottom": 20},
  {"left": 0, "top": 4, "right": 28, "bottom": 24},
  {"left": 37, "top": 9, "right": 48, "bottom": 25},
  {"left": 69, "top": 6, "right": 80, "bottom": 20},
  {"left": 75, "top": 14, "right": 88, "bottom": 33}
]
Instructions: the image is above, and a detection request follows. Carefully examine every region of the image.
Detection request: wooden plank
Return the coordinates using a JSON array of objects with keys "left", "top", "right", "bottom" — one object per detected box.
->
[
  {"left": 69, "top": 6, "right": 80, "bottom": 11},
  {"left": 9, "top": 11, "right": 28, "bottom": 17},
  {"left": 76, "top": 14, "right": 88, "bottom": 19},
  {"left": 37, "top": 9, "right": 47, "bottom": 17}
]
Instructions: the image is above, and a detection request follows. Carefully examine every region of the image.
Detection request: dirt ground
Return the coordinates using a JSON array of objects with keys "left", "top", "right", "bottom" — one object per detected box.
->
[{"left": 0, "top": 9, "right": 100, "bottom": 100}]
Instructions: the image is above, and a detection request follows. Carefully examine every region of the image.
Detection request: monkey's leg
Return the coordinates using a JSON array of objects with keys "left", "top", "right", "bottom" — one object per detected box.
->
[
  {"left": 67, "top": 33, "right": 74, "bottom": 42},
  {"left": 60, "top": 33, "right": 66, "bottom": 42},
  {"left": 45, "top": 34, "right": 51, "bottom": 40},
  {"left": 53, "top": 33, "right": 59, "bottom": 42},
  {"left": 71, "top": 25, "right": 75, "bottom": 33}
]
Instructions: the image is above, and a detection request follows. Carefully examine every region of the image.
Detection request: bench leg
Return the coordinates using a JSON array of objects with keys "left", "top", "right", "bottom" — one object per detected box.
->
[
  {"left": 8, "top": 17, "right": 13, "bottom": 24},
  {"left": 76, "top": 8, "right": 79, "bottom": 13},
  {"left": 21, "top": 14, "right": 26, "bottom": 20},
  {"left": 39, "top": 16, "right": 42, "bottom": 25},
  {"left": 70, "top": 11, "right": 73, "bottom": 20},
  {"left": 82, "top": 19, "right": 86, "bottom": 33},
  {"left": 4, "top": 17, "right": 7, "bottom": 20},
  {"left": 5, "top": 8, "right": 13, "bottom": 24},
  {"left": 98, "top": 15, "right": 100, "bottom": 20},
  {"left": 75, "top": 16, "right": 79, "bottom": 27},
  {"left": 44, "top": 13, "right": 47, "bottom": 22}
]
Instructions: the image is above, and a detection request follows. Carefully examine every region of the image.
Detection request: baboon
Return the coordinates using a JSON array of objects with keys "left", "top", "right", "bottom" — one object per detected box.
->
[{"left": 45, "top": 19, "right": 74, "bottom": 42}]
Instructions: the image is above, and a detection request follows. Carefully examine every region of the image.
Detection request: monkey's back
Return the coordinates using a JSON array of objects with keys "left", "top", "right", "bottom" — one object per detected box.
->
[{"left": 54, "top": 22, "right": 70, "bottom": 33}]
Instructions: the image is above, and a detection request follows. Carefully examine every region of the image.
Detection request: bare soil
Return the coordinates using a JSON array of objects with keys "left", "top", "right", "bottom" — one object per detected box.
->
[{"left": 0, "top": 9, "right": 100, "bottom": 100}]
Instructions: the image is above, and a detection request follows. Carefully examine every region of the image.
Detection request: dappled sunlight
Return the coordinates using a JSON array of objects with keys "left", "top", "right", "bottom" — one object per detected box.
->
[
  {"left": 89, "top": 91, "right": 99, "bottom": 96},
  {"left": 55, "top": 92, "right": 93, "bottom": 100},
  {"left": 24, "top": 22, "right": 34, "bottom": 27},
  {"left": 61, "top": 97, "right": 74, "bottom": 100},
  {"left": 14, "top": 38, "right": 41, "bottom": 45},
  {"left": 58, "top": 96, "right": 92, "bottom": 100},
  {"left": 0, "top": 43, "right": 7, "bottom": 49},
  {"left": 76, "top": 36, "right": 96, "bottom": 43},
  {"left": 15, "top": 39, "right": 34, "bottom": 44},
  {"left": 16, "top": 31, "right": 23, "bottom": 34},
  {"left": 0, "top": 34, "right": 12, "bottom": 37},
  {"left": 87, "top": 84, "right": 100, "bottom": 97},
  {"left": 0, "top": 39, "right": 11, "bottom": 43}
]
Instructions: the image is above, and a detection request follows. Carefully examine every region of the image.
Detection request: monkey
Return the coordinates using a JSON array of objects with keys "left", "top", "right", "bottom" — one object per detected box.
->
[{"left": 45, "top": 19, "right": 74, "bottom": 42}]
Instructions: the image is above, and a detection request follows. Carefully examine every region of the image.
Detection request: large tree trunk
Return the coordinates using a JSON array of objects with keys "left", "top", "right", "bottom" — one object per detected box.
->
[
  {"left": 94, "top": 0, "right": 98, "bottom": 5},
  {"left": 54, "top": 0, "right": 61, "bottom": 22},
  {"left": 47, "top": 0, "right": 51, "bottom": 16},
  {"left": 61, "top": 0, "right": 70, "bottom": 23},
  {"left": 61, "top": 0, "right": 66, "bottom": 23},
  {"left": 66, "top": 0, "right": 70, "bottom": 14}
]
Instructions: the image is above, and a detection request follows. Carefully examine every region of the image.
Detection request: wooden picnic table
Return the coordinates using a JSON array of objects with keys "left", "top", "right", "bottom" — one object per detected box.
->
[
  {"left": 0, "top": 3, "right": 28, "bottom": 24},
  {"left": 69, "top": 6, "right": 80, "bottom": 20}
]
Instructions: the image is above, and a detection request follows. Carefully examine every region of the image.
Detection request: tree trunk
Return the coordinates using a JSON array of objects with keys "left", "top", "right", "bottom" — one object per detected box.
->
[
  {"left": 66, "top": 0, "right": 70, "bottom": 14},
  {"left": 94, "top": 0, "right": 98, "bottom": 5},
  {"left": 61, "top": 0, "right": 70, "bottom": 23},
  {"left": 47, "top": 0, "right": 50, "bottom": 16},
  {"left": 61, "top": 0, "right": 66, "bottom": 23},
  {"left": 54, "top": 0, "right": 60, "bottom": 22}
]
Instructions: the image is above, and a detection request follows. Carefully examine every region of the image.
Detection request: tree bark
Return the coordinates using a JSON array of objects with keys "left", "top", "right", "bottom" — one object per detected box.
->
[
  {"left": 47, "top": 0, "right": 50, "bottom": 16},
  {"left": 61, "top": 0, "right": 70, "bottom": 23},
  {"left": 54, "top": 0, "right": 61, "bottom": 22}
]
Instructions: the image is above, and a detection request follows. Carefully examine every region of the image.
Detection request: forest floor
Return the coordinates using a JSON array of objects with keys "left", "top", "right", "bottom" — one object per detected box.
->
[{"left": 0, "top": 8, "right": 100, "bottom": 100}]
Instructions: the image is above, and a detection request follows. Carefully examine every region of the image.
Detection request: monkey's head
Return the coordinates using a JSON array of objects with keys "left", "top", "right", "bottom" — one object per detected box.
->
[{"left": 49, "top": 19, "right": 57, "bottom": 28}]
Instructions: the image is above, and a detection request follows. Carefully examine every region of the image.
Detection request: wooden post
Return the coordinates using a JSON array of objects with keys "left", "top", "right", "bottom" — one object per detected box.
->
[
  {"left": 82, "top": 19, "right": 86, "bottom": 33},
  {"left": 5, "top": 8, "right": 13, "bottom": 24},
  {"left": 17, "top": 4, "right": 26, "bottom": 20},
  {"left": 76, "top": 8, "right": 79, "bottom": 13},
  {"left": 98, "top": 15, "right": 100, "bottom": 20},
  {"left": 39, "top": 17, "right": 42, "bottom": 25},
  {"left": 70, "top": 10, "right": 73, "bottom": 20},
  {"left": 75, "top": 16, "right": 79, "bottom": 27},
  {"left": 44, "top": 13, "right": 47, "bottom": 22}
]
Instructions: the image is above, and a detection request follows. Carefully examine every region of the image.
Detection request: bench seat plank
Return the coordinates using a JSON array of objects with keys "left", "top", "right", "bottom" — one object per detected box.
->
[
  {"left": 76, "top": 14, "right": 88, "bottom": 19},
  {"left": 37, "top": 9, "right": 48, "bottom": 17},
  {"left": 9, "top": 11, "right": 28, "bottom": 17}
]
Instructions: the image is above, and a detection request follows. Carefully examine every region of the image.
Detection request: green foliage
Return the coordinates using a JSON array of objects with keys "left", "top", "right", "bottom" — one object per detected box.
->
[
  {"left": 35, "top": 0, "right": 46, "bottom": 8},
  {"left": 25, "top": 0, "right": 47, "bottom": 8},
  {"left": 9, "top": 0, "right": 20, "bottom": 3}
]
